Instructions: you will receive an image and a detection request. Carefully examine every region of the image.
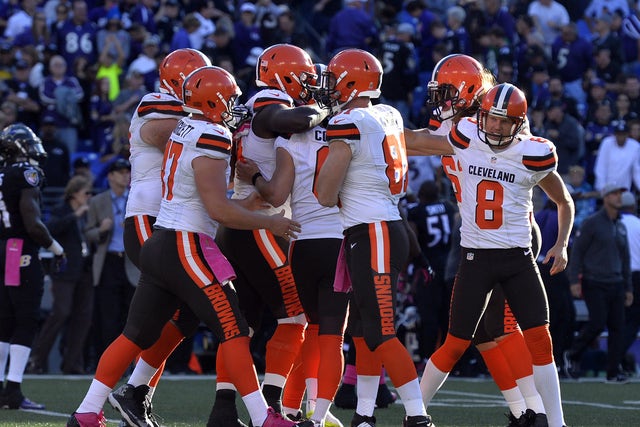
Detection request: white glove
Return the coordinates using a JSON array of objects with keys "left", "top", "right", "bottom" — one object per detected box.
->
[{"left": 47, "top": 240, "right": 64, "bottom": 256}]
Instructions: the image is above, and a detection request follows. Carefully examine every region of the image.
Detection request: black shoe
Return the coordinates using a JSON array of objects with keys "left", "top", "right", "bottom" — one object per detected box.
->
[
  {"left": 403, "top": 414, "right": 434, "bottom": 427},
  {"left": 524, "top": 409, "right": 548, "bottom": 427},
  {"left": 605, "top": 373, "right": 630, "bottom": 384},
  {"left": 562, "top": 351, "right": 580, "bottom": 379},
  {"left": 207, "top": 405, "right": 248, "bottom": 427},
  {"left": 375, "top": 383, "right": 397, "bottom": 409},
  {"left": 335, "top": 383, "right": 357, "bottom": 409},
  {"left": 351, "top": 412, "right": 376, "bottom": 427},
  {"left": 505, "top": 411, "right": 527, "bottom": 427},
  {"left": 1, "top": 388, "right": 45, "bottom": 410},
  {"left": 108, "top": 384, "right": 155, "bottom": 427}
]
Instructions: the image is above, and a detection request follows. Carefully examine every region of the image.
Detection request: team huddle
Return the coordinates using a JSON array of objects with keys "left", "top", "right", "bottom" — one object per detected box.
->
[{"left": 0, "top": 42, "right": 575, "bottom": 427}]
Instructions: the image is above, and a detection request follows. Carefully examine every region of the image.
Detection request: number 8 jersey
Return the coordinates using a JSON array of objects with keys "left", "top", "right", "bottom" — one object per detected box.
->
[
  {"left": 448, "top": 117, "right": 557, "bottom": 249},
  {"left": 325, "top": 104, "right": 408, "bottom": 229}
]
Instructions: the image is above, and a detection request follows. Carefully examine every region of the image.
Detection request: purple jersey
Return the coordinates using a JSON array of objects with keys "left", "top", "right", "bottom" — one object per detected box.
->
[{"left": 56, "top": 19, "right": 97, "bottom": 70}]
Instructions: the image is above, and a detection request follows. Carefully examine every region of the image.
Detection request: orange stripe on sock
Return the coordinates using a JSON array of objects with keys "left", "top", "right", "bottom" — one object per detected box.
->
[
  {"left": 480, "top": 345, "right": 517, "bottom": 391},
  {"left": 218, "top": 337, "right": 260, "bottom": 396},
  {"left": 95, "top": 335, "right": 142, "bottom": 388},
  {"left": 521, "top": 325, "right": 553, "bottom": 365},
  {"left": 265, "top": 323, "right": 305, "bottom": 378},
  {"left": 353, "top": 337, "right": 381, "bottom": 376},
  {"left": 430, "top": 333, "right": 471, "bottom": 372},
  {"left": 317, "top": 334, "right": 345, "bottom": 400},
  {"left": 374, "top": 339, "right": 417, "bottom": 387}
]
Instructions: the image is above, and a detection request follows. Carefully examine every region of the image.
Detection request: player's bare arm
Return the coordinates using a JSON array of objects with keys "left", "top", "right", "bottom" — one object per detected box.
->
[
  {"left": 316, "top": 139, "right": 351, "bottom": 207},
  {"left": 140, "top": 118, "right": 179, "bottom": 150},
  {"left": 253, "top": 103, "right": 328, "bottom": 138},
  {"left": 235, "top": 147, "right": 295, "bottom": 207},
  {"left": 193, "top": 156, "right": 300, "bottom": 239},
  {"left": 537, "top": 170, "right": 575, "bottom": 275},
  {"left": 404, "top": 128, "right": 454, "bottom": 156}
]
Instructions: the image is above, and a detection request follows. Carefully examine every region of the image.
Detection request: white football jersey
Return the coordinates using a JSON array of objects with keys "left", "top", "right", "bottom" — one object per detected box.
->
[
  {"left": 274, "top": 126, "right": 343, "bottom": 240},
  {"left": 155, "top": 116, "right": 232, "bottom": 236},
  {"left": 326, "top": 104, "right": 408, "bottom": 230},
  {"left": 126, "top": 92, "right": 188, "bottom": 218},
  {"left": 232, "top": 89, "right": 293, "bottom": 216},
  {"left": 448, "top": 117, "right": 557, "bottom": 249}
]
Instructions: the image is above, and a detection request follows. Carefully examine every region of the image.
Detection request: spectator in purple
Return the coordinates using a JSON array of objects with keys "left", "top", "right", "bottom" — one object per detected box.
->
[
  {"left": 443, "top": 5, "right": 470, "bottom": 55},
  {"left": 156, "top": 0, "right": 183, "bottom": 51},
  {"left": 325, "top": 0, "right": 378, "bottom": 56},
  {"left": 547, "top": 75, "right": 580, "bottom": 121},
  {"left": 49, "top": 1, "right": 70, "bottom": 42},
  {"left": 4, "top": 0, "right": 38, "bottom": 41},
  {"left": 550, "top": 22, "right": 593, "bottom": 118},
  {"left": 544, "top": 100, "right": 586, "bottom": 176},
  {"left": 190, "top": 0, "right": 218, "bottom": 50},
  {"left": 592, "top": 12, "right": 624, "bottom": 68},
  {"left": 478, "top": 0, "right": 516, "bottom": 44},
  {"left": 96, "top": 6, "right": 130, "bottom": 65},
  {"left": 56, "top": 0, "right": 97, "bottom": 73},
  {"left": 89, "top": 77, "right": 116, "bottom": 155},
  {"left": 13, "top": 10, "right": 51, "bottom": 50},
  {"left": 170, "top": 12, "right": 201, "bottom": 50},
  {"left": 40, "top": 113, "right": 71, "bottom": 187},
  {"left": 5, "top": 59, "right": 41, "bottom": 131},
  {"left": 232, "top": 2, "right": 263, "bottom": 73},
  {"left": 88, "top": 0, "right": 119, "bottom": 30},
  {"left": 38, "top": 54, "right": 84, "bottom": 153},
  {"left": 127, "top": 35, "right": 160, "bottom": 93},
  {"left": 129, "top": 0, "right": 157, "bottom": 36}
]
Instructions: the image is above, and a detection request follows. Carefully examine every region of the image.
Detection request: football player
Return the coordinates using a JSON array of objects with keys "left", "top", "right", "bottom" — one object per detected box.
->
[
  {"left": 0, "top": 124, "right": 63, "bottom": 411},
  {"left": 216, "top": 43, "right": 329, "bottom": 415},
  {"left": 315, "top": 48, "right": 433, "bottom": 427},
  {"left": 407, "top": 82, "right": 573, "bottom": 427}
]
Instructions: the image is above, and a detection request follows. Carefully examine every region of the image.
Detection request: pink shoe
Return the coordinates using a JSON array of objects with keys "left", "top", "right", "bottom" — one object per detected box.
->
[
  {"left": 66, "top": 410, "right": 107, "bottom": 427},
  {"left": 262, "top": 407, "right": 299, "bottom": 426}
]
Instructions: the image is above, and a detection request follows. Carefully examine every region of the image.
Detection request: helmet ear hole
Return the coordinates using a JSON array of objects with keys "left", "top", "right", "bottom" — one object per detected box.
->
[{"left": 207, "top": 100, "right": 216, "bottom": 110}]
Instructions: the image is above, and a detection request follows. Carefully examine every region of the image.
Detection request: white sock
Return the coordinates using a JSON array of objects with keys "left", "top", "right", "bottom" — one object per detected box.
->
[
  {"left": 0, "top": 342, "right": 9, "bottom": 382},
  {"left": 305, "top": 377, "right": 318, "bottom": 413},
  {"left": 355, "top": 375, "right": 378, "bottom": 417},
  {"left": 419, "top": 359, "right": 449, "bottom": 408},
  {"left": 533, "top": 363, "right": 565, "bottom": 427},
  {"left": 77, "top": 379, "right": 112, "bottom": 414},
  {"left": 262, "top": 373, "right": 286, "bottom": 388},
  {"left": 501, "top": 386, "right": 527, "bottom": 417},
  {"left": 241, "top": 389, "right": 269, "bottom": 426},
  {"left": 396, "top": 379, "right": 427, "bottom": 417},
  {"left": 128, "top": 358, "right": 158, "bottom": 387},
  {"left": 312, "top": 398, "right": 331, "bottom": 422},
  {"left": 7, "top": 344, "right": 30, "bottom": 383},
  {"left": 217, "top": 381, "right": 236, "bottom": 391},
  {"left": 516, "top": 374, "right": 545, "bottom": 414}
]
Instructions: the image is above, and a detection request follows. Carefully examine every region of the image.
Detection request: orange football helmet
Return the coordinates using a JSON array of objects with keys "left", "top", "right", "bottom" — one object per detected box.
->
[
  {"left": 477, "top": 83, "right": 527, "bottom": 147},
  {"left": 159, "top": 48, "right": 212, "bottom": 100},
  {"left": 322, "top": 48, "right": 382, "bottom": 111},
  {"left": 255, "top": 44, "right": 316, "bottom": 102},
  {"left": 427, "top": 54, "right": 485, "bottom": 121},
  {"left": 182, "top": 66, "right": 243, "bottom": 126}
]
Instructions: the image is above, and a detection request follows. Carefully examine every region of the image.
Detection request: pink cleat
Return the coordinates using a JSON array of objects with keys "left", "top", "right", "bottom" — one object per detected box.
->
[
  {"left": 66, "top": 410, "right": 107, "bottom": 427},
  {"left": 262, "top": 407, "right": 299, "bottom": 426}
]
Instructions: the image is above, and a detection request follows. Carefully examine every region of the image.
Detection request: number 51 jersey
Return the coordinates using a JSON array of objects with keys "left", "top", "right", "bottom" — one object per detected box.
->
[{"left": 447, "top": 117, "right": 557, "bottom": 250}]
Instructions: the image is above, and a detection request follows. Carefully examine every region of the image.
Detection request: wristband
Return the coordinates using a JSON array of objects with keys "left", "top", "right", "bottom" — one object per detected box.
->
[
  {"left": 251, "top": 172, "right": 263, "bottom": 186},
  {"left": 47, "top": 240, "right": 64, "bottom": 256}
]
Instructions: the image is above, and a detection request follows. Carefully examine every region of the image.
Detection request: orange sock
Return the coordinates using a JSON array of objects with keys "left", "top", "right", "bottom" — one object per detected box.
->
[
  {"left": 374, "top": 338, "right": 417, "bottom": 387},
  {"left": 265, "top": 323, "right": 305, "bottom": 378},
  {"left": 498, "top": 331, "right": 534, "bottom": 379},
  {"left": 139, "top": 321, "right": 184, "bottom": 369},
  {"left": 430, "top": 333, "right": 471, "bottom": 372},
  {"left": 522, "top": 325, "right": 553, "bottom": 365},
  {"left": 352, "top": 337, "right": 381, "bottom": 376},
  {"left": 95, "top": 335, "right": 142, "bottom": 387},
  {"left": 216, "top": 349, "right": 231, "bottom": 385},
  {"left": 149, "top": 361, "right": 165, "bottom": 388},
  {"left": 480, "top": 345, "right": 517, "bottom": 391},
  {"left": 317, "top": 334, "right": 344, "bottom": 401},
  {"left": 218, "top": 337, "right": 260, "bottom": 396},
  {"left": 302, "top": 325, "right": 320, "bottom": 383},
  {"left": 282, "top": 351, "right": 306, "bottom": 410}
]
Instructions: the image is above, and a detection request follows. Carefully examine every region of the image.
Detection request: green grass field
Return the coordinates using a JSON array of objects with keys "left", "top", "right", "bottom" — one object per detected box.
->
[{"left": 0, "top": 376, "right": 638, "bottom": 426}]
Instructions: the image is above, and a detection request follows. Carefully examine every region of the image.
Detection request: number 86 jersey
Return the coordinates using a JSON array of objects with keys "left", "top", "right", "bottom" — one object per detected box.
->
[
  {"left": 325, "top": 104, "right": 408, "bottom": 229},
  {"left": 447, "top": 117, "right": 557, "bottom": 249}
]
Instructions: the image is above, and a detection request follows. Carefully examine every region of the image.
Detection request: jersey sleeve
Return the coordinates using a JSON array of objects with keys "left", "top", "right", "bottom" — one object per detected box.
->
[
  {"left": 251, "top": 89, "right": 294, "bottom": 111},
  {"left": 522, "top": 136, "right": 558, "bottom": 184},
  {"left": 16, "top": 165, "right": 42, "bottom": 189},
  {"left": 447, "top": 117, "right": 475, "bottom": 151},
  {"left": 193, "top": 124, "right": 233, "bottom": 161},
  {"left": 136, "top": 93, "right": 188, "bottom": 119}
]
